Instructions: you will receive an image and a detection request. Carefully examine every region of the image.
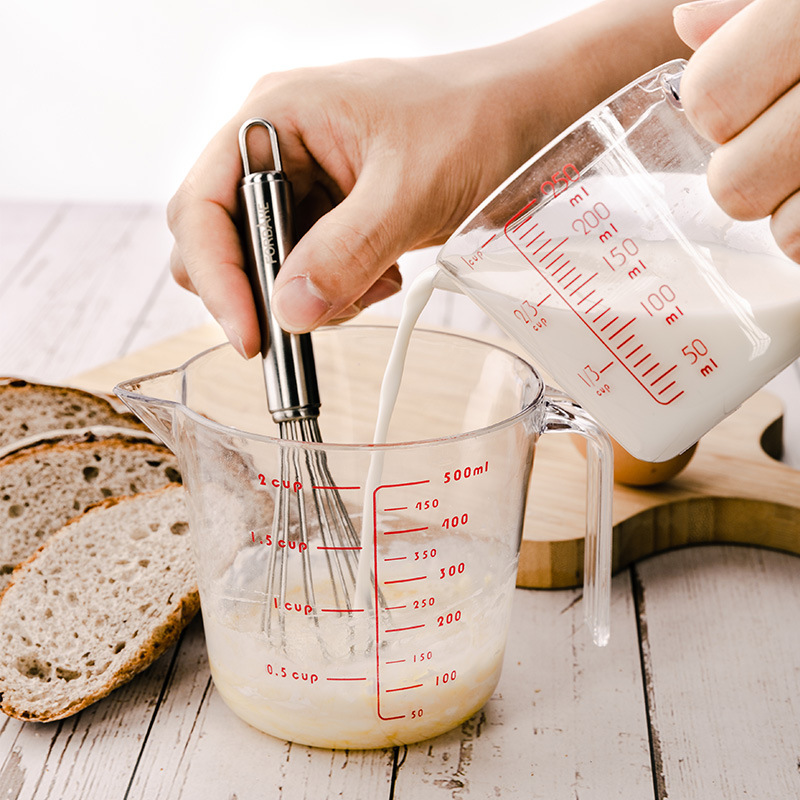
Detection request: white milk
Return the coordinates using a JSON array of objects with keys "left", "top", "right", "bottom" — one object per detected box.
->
[{"left": 441, "top": 242, "right": 800, "bottom": 460}]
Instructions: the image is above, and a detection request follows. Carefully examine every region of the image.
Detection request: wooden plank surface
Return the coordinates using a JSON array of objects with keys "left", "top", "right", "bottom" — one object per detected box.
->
[{"left": 2, "top": 200, "right": 800, "bottom": 799}]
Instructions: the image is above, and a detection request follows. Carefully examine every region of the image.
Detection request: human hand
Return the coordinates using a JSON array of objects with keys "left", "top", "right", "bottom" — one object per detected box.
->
[
  {"left": 674, "top": 0, "right": 800, "bottom": 263},
  {"left": 167, "top": 54, "right": 532, "bottom": 356}
]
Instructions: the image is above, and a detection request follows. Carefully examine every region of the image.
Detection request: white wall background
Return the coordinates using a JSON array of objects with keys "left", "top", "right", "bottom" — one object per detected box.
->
[{"left": 0, "top": 0, "right": 591, "bottom": 204}]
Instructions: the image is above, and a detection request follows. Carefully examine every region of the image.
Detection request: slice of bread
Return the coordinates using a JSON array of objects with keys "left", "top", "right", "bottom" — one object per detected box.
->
[
  {"left": 0, "top": 431, "right": 181, "bottom": 589},
  {"left": 0, "top": 485, "right": 198, "bottom": 721},
  {"left": 0, "top": 378, "right": 145, "bottom": 449}
]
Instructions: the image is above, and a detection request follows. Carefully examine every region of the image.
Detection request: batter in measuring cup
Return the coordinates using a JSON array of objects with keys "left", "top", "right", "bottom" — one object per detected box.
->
[{"left": 203, "top": 532, "right": 517, "bottom": 749}]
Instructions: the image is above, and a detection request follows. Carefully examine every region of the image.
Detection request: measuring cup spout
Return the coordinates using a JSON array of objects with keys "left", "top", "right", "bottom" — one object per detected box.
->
[{"left": 114, "top": 368, "right": 182, "bottom": 451}]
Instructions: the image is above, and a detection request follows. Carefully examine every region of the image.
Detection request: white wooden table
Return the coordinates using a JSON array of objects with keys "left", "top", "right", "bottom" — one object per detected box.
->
[{"left": 1, "top": 200, "right": 800, "bottom": 799}]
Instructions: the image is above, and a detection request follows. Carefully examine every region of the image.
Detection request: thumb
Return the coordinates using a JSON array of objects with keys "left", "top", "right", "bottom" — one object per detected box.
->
[
  {"left": 271, "top": 168, "right": 413, "bottom": 333},
  {"left": 673, "top": 0, "right": 755, "bottom": 49}
]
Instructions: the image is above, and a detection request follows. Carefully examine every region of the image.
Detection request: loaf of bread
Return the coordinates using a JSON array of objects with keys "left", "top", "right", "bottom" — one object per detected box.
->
[
  {"left": 0, "top": 378, "right": 145, "bottom": 449},
  {"left": 0, "top": 429, "right": 181, "bottom": 590},
  {"left": 0, "top": 486, "right": 198, "bottom": 722}
]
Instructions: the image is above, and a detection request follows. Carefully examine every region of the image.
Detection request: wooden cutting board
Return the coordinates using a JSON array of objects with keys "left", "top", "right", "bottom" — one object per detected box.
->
[{"left": 72, "top": 323, "right": 800, "bottom": 590}]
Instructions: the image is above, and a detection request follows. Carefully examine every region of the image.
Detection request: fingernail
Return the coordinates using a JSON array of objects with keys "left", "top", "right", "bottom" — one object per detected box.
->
[
  {"left": 272, "top": 276, "right": 332, "bottom": 333},
  {"left": 358, "top": 277, "right": 403, "bottom": 309},
  {"left": 218, "top": 317, "right": 247, "bottom": 359}
]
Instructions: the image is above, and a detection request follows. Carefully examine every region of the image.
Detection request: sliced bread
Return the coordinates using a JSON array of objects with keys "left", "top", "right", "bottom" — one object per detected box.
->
[
  {"left": 0, "top": 378, "right": 145, "bottom": 449},
  {"left": 0, "top": 431, "right": 181, "bottom": 589},
  {"left": 0, "top": 485, "right": 198, "bottom": 721}
]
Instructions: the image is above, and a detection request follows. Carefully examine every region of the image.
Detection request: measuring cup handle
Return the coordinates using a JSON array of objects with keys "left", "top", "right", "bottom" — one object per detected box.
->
[{"left": 541, "top": 388, "right": 614, "bottom": 646}]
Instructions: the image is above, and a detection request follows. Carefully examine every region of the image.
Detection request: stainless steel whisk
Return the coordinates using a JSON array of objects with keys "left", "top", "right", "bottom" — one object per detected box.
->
[{"left": 237, "top": 118, "right": 362, "bottom": 639}]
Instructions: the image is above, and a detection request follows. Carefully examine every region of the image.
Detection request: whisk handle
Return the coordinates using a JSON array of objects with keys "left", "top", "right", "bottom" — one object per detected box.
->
[{"left": 238, "top": 119, "right": 320, "bottom": 423}]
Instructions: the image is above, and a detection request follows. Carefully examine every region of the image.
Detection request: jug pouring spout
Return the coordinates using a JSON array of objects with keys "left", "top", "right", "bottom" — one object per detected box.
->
[{"left": 114, "top": 368, "right": 183, "bottom": 452}]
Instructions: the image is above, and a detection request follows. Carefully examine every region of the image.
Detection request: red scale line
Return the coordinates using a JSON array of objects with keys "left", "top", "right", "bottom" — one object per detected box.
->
[
  {"left": 608, "top": 318, "right": 635, "bottom": 340},
  {"left": 650, "top": 364, "right": 677, "bottom": 387},
  {"left": 385, "top": 683, "right": 423, "bottom": 693},
  {"left": 530, "top": 237, "right": 552, "bottom": 256},
  {"left": 384, "top": 526, "right": 428, "bottom": 536},
  {"left": 571, "top": 274, "right": 597, "bottom": 296},
  {"left": 562, "top": 271, "right": 581, "bottom": 289},
  {"left": 616, "top": 334, "right": 635, "bottom": 350},
  {"left": 600, "top": 315, "right": 619, "bottom": 332},
  {"left": 658, "top": 381, "right": 678, "bottom": 396},
  {"left": 641, "top": 362, "right": 661, "bottom": 377},
  {"left": 626, "top": 344, "right": 643, "bottom": 359},
  {"left": 539, "top": 237, "right": 568, "bottom": 262}
]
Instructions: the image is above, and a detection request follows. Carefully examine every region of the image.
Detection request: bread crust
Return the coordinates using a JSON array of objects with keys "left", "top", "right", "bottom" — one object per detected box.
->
[{"left": 0, "top": 487, "right": 199, "bottom": 722}]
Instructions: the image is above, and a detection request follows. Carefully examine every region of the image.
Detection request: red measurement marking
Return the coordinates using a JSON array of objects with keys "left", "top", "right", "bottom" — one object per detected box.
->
[
  {"left": 384, "top": 576, "right": 426, "bottom": 585},
  {"left": 600, "top": 315, "right": 619, "bottom": 332},
  {"left": 384, "top": 556, "right": 407, "bottom": 562},
  {"left": 571, "top": 274, "right": 596, "bottom": 296},
  {"left": 480, "top": 233, "right": 498, "bottom": 249},
  {"left": 531, "top": 237, "right": 552, "bottom": 256},
  {"left": 650, "top": 365, "right": 677, "bottom": 386},
  {"left": 626, "top": 344, "right": 643, "bottom": 358},
  {"left": 321, "top": 608, "right": 365, "bottom": 613},
  {"left": 599, "top": 361, "right": 614, "bottom": 374},
  {"left": 317, "top": 545, "right": 362, "bottom": 551},
  {"left": 384, "top": 526, "right": 429, "bottom": 536},
  {"left": 540, "top": 237, "right": 568, "bottom": 262},
  {"left": 585, "top": 299, "right": 602, "bottom": 314},
  {"left": 372, "top": 479, "right": 432, "bottom": 722},
  {"left": 506, "top": 199, "right": 538, "bottom": 228},
  {"left": 312, "top": 485, "right": 361, "bottom": 491},
  {"left": 537, "top": 293, "right": 551, "bottom": 306},
  {"left": 659, "top": 381, "right": 677, "bottom": 395},
  {"left": 385, "top": 605, "right": 407, "bottom": 610},
  {"left": 386, "top": 683, "right": 424, "bottom": 693},
  {"left": 608, "top": 318, "right": 635, "bottom": 340},
  {"left": 519, "top": 220, "right": 539, "bottom": 240},
  {"left": 616, "top": 334, "right": 635, "bottom": 349},
  {"left": 327, "top": 677, "right": 367, "bottom": 681},
  {"left": 505, "top": 218, "right": 685, "bottom": 406},
  {"left": 385, "top": 659, "right": 406, "bottom": 665},
  {"left": 383, "top": 506, "right": 407, "bottom": 512},
  {"left": 641, "top": 362, "right": 661, "bottom": 377},
  {"left": 386, "top": 624, "right": 425, "bottom": 633}
]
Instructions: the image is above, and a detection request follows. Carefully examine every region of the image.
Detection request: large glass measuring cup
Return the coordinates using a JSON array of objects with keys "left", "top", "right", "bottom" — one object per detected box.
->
[
  {"left": 437, "top": 59, "right": 800, "bottom": 462},
  {"left": 116, "top": 325, "right": 612, "bottom": 749}
]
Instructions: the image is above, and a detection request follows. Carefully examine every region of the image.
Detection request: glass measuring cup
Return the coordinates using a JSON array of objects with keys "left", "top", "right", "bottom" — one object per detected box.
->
[
  {"left": 436, "top": 59, "right": 800, "bottom": 462},
  {"left": 116, "top": 325, "right": 612, "bottom": 749}
]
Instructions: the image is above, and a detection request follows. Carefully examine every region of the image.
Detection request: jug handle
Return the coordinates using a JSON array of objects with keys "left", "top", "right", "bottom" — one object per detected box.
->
[{"left": 541, "top": 388, "right": 614, "bottom": 646}]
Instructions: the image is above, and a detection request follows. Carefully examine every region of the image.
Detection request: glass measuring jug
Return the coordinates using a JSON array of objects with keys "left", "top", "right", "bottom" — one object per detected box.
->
[
  {"left": 436, "top": 59, "right": 800, "bottom": 462},
  {"left": 116, "top": 325, "right": 612, "bottom": 749}
]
